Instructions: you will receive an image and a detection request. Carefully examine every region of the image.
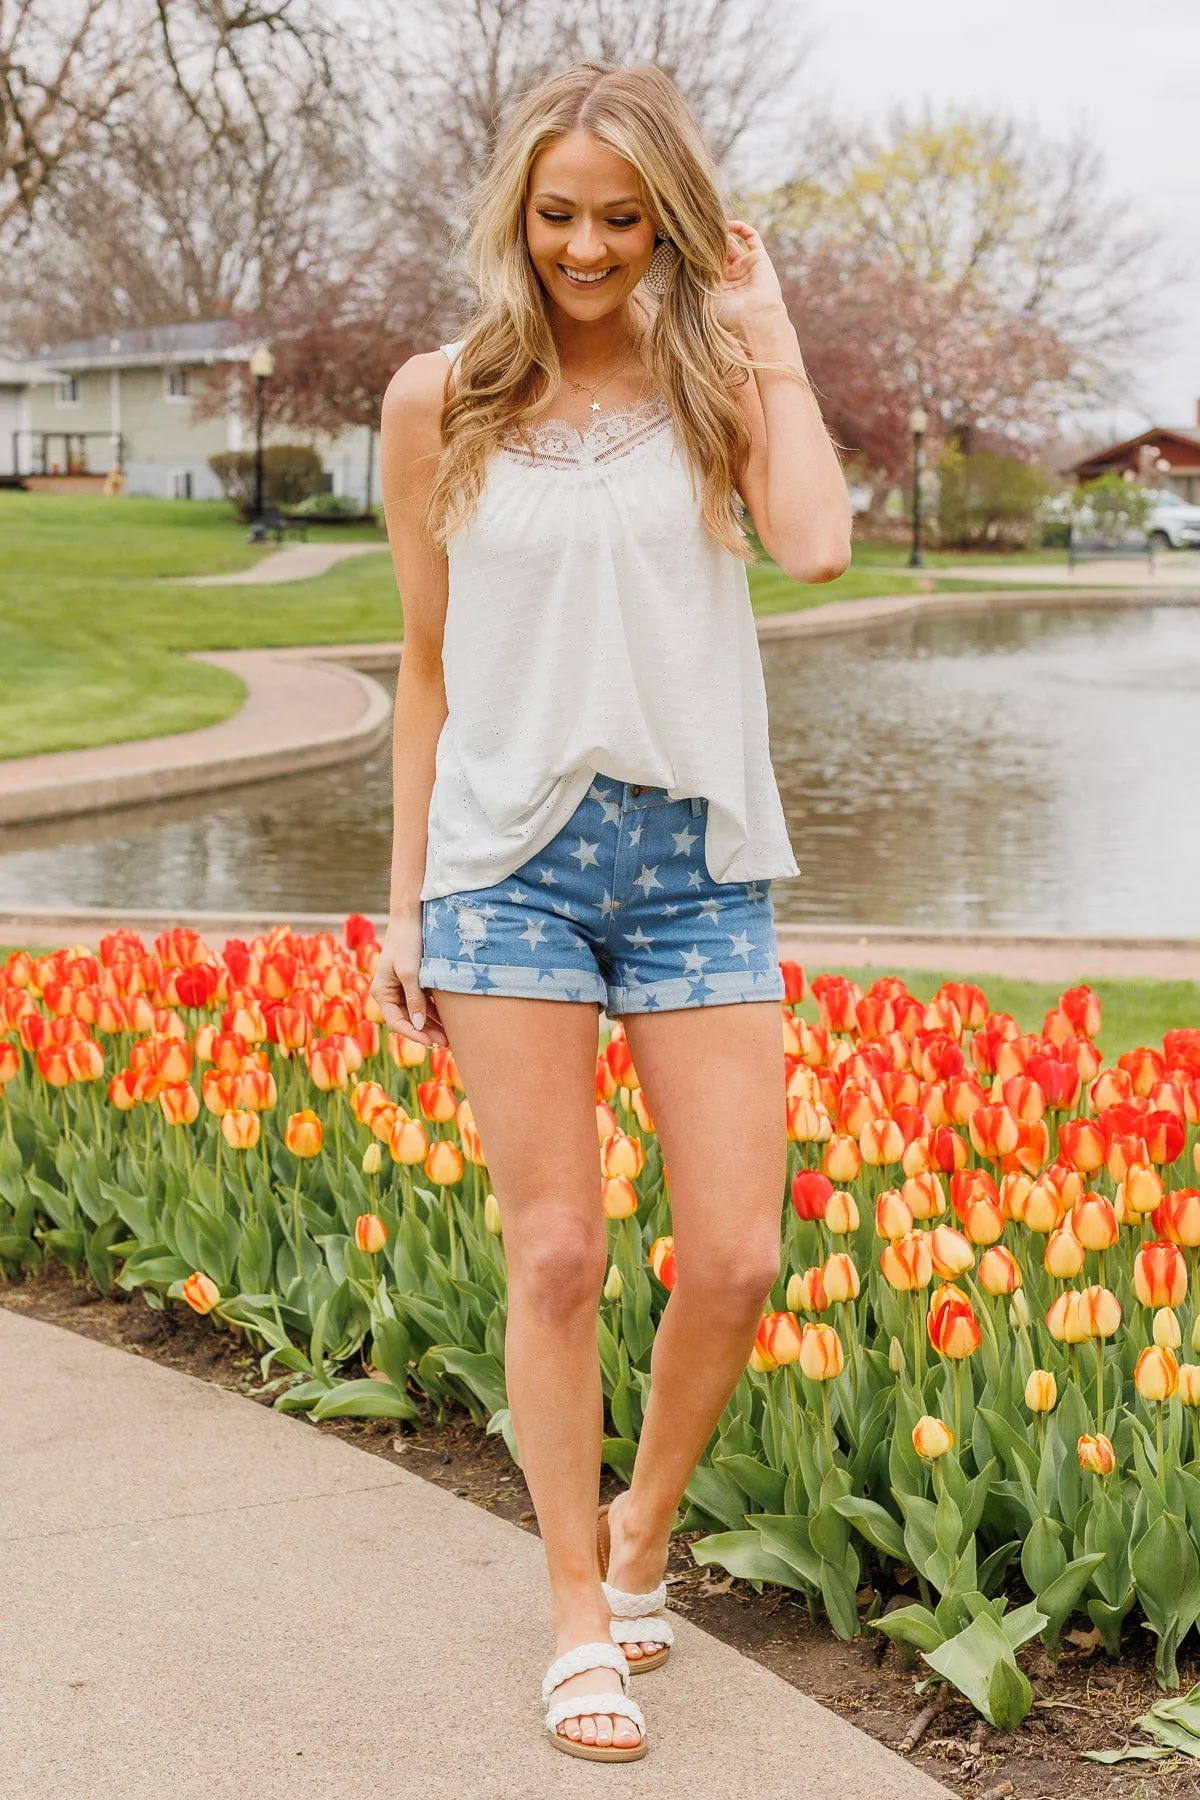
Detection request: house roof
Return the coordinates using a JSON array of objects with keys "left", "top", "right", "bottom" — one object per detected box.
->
[
  {"left": 24, "top": 320, "right": 252, "bottom": 371},
  {"left": 1069, "top": 424, "right": 1200, "bottom": 475},
  {"left": 0, "top": 354, "right": 65, "bottom": 385}
]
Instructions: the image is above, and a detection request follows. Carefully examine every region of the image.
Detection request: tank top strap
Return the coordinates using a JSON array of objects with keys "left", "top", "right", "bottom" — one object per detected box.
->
[{"left": 439, "top": 339, "right": 467, "bottom": 386}]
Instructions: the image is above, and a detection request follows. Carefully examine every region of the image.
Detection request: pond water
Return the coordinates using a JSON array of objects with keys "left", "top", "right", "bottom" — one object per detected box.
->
[{"left": 2, "top": 600, "right": 1198, "bottom": 936}]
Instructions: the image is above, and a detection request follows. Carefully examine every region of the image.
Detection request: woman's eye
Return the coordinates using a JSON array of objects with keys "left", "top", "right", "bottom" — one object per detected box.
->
[{"left": 535, "top": 210, "right": 640, "bottom": 228}]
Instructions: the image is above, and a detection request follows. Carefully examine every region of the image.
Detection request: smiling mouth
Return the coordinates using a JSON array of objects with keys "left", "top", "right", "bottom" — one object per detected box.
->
[{"left": 559, "top": 265, "right": 618, "bottom": 286}]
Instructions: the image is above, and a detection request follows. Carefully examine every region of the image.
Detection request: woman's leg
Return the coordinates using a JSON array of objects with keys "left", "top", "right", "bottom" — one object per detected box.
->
[
  {"left": 605, "top": 999, "right": 785, "bottom": 1653},
  {"left": 430, "top": 988, "right": 639, "bottom": 1750}
]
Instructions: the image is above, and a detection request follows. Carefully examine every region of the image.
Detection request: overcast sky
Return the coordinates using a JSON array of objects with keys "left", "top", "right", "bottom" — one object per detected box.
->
[{"left": 800, "top": 0, "right": 1198, "bottom": 438}]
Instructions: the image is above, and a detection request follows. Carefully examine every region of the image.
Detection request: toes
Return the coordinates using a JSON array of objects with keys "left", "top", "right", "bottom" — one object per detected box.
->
[
  {"left": 559, "top": 1720, "right": 581, "bottom": 1741},
  {"left": 615, "top": 1717, "right": 642, "bottom": 1747},
  {"left": 625, "top": 1641, "right": 644, "bottom": 1660},
  {"left": 579, "top": 1714, "right": 598, "bottom": 1745},
  {"left": 594, "top": 1716, "right": 614, "bottom": 1748},
  {"left": 642, "top": 1640, "right": 660, "bottom": 1656}
]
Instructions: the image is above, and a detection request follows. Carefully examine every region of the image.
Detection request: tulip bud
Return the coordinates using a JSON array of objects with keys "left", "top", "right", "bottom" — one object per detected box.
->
[
  {"left": 759, "top": 1311, "right": 805, "bottom": 1368},
  {"left": 1134, "top": 1241, "right": 1188, "bottom": 1310},
  {"left": 929, "top": 1226, "right": 975, "bottom": 1280},
  {"left": 912, "top": 1415, "right": 954, "bottom": 1460},
  {"left": 1083, "top": 1284, "right": 1122, "bottom": 1340},
  {"left": 362, "top": 1141, "right": 382, "bottom": 1176},
  {"left": 1046, "top": 1291, "right": 1090, "bottom": 1344},
  {"left": 1154, "top": 1307, "right": 1183, "bottom": 1350},
  {"left": 875, "top": 1188, "right": 914, "bottom": 1240},
  {"left": 880, "top": 1230, "right": 933, "bottom": 1291},
  {"left": 1177, "top": 1364, "right": 1200, "bottom": 1408},
  {"left": 1025, "top": 1369, "right": 1057, "bottom": 1413},
  {"left": 484, "top": 1192, "right": 503, "bottom": 1236},
  {"left": 354, "top": 1213, "right": 387, "bottom": 1255},
  {"left": 821, "top": 1252, "right": 861, "bottom": 1304},
  {"left": 1009, "top": 1288, "right": 1032, "bottom": 1331},
  {"left": 1134, "top": 1345, "right": 1180, "bottom": 1403},
  {"left": 1070, "top": 1194, "right": 1119, "bottom": 1253},
  {"left": 285, "top": 1108, "right": 323, "bottom": 1157},
  {"left": 603, "top": 1263, "right": 623, "bottom": 1302},
  {"left": 602, "top": 1176, "right": 638, "bottom": 1220},
  {"left": 824, "top": 1189, "right": 860, "bottom": 1235},
  {"left": 889, "top": 1334, "right": 906, "bottom": 1376},
  {"left": 798, "top": 1322, "right": 844, "bottom": 1381},
  {"left": 1077, "top": 1433, "right": 1116, "bottom": 1475},
  {"left": 182, "top": 1270, "right": 220, "bottom": 1315},
  {"left": 785, "top": 1271, "right": 804, "bottom": 1312},
  {"left": 978, "top": 1246, "right": 1022, "bottom": 1296}
]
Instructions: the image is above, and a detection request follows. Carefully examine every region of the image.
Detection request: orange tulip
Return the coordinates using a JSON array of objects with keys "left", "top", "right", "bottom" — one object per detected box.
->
[
  {"left": 602, "top": 1176, "right": 638, "bottom": 1220},
  {"left": 793, "top": 1265, "right": 830, "bottom": 1312},
  {"left": 1134, "top": 1241, "right": 1188, "bottom": 1310},
  {"left": 1134, "top": 1345, "right": 1179, "bottom": 1402},
  {"left": 961, "top": 1195, "right": 1005, "bottom": 1246},
  {"left": 0, "top": 1039, "right": 19, "bottom": 1086},
  {"left": 66, "top": 1038, "right": 104, "bottom": 1082},
  {"left": 902, "top": 1170, "right": 946, "bottom": 1221},
  {"left": 1044, "top": 1227, "right": 1086, "bottom": 1280},
  {"left": 202, "top": 1069, "right": 240, "bottom": 1116},
  {"left": 978, "top": 1246, "right": 1022, "bottom": 1295},
  {"left": 929, "top": 1226, "right": 974, "bottom": 1280},
  {"left": 182, "top": 1271, "right": 220, "bottom": 1314},
  {"left": 1124, "top": 1162, "right": 1165, "bottom": 1216},
  {"left": 285, "top": 1109, "right": 323, "bottom": 1157},
  {"left": 798, "top": 1322, "right": 844, "bottom": 1381},
  {"left": 1154, "top": 1188, "right": 1200, "bottom": 1248},
  {"left": 823, "top": 1190, "right": 860, "bottom": 1235},
  {"left": 354, "top": 1213, "right": 388, "bottom": 1255},
  {"left": 1082, "top": 1285, "right": 1123, "bottom": 1339},
  {"left": 968, "top": 1103, "right": 1020, "bottom": 1160},
  {"left": 1059, "top": 1118, "right": 1107, "bottom": 1173},
  {"left": 159, "top": 1081, "right": 199, "bottom": 1126},
  {"left": 821, "top": 1252, "right": 860, "bottom": 1304},
  {"left": 36, "top": 1045, "right": 73, "bottom": 1088},
  {"left": 875, "top": 1189, "right": 914, "bottom": 1240},
  {"left": 927, "top": 1284, "right": 981, "bottom": 1359},
  {"left": 880, "top": 1230, "right": 933, "bottom": 1291},
  {"left": 822, "top": 1135, "right": 862, "bottom": 1183},
  {"left": 309, "top": 1038, "right": 350, "bottom": 1092},
  {"left": 238, "top": 1067, "right": 277, "bottom": 1111},
  {"left": 220, "top": 1109, "right": 260, "bottom": 1151},
  {"left": 425, "top": 1140, "right": 464, "bottom": 1185},
  {"left": 754, "top": 1311, "right": 804, "bottom": 1370},
  {"left": 1077, "top": 1433, "right": 1116, "bottom": 1475},
  {"left": 649, "top": 1234, "right": 677, "bottom": 1291},
  {"left": 860, "top": 1116, "right": 906, "bottom": 1166},
  {"left": 1178, "top": 1365, "right": 1200, "bottom": 1408},
  {"left": 1069, "top": 1194, "right": 1119, "bottom": 1253},
  {"left": 1046, "top": 1291, "right": 1090, "bottom": 1344},
  {"left": 600, "top": 1129, "right": 645, "bottom": 1180},
  {"left": 912, "top": 1416, "right": 954, "bottom": 1459},
  {"left": 389, "top": 1116, "right": 429, "bottom": 1165}
]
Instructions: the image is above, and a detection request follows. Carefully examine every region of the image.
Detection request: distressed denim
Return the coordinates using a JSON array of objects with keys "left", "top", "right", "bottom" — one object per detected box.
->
[{"left": 420, "top": 775, "right": 785, "bottom": 1015}]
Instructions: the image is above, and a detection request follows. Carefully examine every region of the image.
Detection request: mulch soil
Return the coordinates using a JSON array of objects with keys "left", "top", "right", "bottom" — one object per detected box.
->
[{"left": 4, "top": 1263, "right": 1198, "bottom": 1800}]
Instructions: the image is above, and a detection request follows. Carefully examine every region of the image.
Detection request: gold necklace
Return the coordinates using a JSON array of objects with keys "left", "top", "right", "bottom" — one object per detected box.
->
[{"left": 563, "top": 353, "right": 644, "bottom": 414}]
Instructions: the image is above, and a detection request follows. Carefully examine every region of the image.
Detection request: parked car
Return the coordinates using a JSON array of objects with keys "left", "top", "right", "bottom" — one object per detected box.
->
[{"left": 1147, "top": 488, "right": 1200, "bottom": 550}]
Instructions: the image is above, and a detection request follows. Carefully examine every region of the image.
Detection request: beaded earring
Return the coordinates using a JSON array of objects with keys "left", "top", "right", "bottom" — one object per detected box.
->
[{"left": 641, "top": 232, "right": 678, "bottom": 296}]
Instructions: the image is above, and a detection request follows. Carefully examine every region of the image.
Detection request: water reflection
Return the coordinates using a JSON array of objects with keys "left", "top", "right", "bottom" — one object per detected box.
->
[{"left": 1, "top": 601, "right": 1198, "bottom": 935}]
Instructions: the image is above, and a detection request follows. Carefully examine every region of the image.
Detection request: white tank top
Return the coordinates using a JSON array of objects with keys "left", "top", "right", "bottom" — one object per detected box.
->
[{"left": 419, "top": 338, "right": 800, "bottom": 901}]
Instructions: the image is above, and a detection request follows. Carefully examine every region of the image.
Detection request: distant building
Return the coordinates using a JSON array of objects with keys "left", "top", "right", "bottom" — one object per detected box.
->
[
  {"left": 1068, "top": 403, "right": 1200, "bottom": 503},
  {"left": 3, "top": 321, "right": 377, "bottom": 503}
]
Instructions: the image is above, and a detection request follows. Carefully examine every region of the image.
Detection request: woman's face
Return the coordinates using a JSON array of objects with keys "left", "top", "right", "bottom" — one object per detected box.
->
[{"left": 524, "top": 129, "right": 658, "bottom": 321}]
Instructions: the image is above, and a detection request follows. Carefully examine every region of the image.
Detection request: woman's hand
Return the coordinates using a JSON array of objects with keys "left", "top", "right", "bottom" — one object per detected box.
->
[
  {"left": 369, "top": 909, "right": 449, "bottom": 1049},
  {"left": 715, "top": 219, "right": 787, "bottom": 330}
]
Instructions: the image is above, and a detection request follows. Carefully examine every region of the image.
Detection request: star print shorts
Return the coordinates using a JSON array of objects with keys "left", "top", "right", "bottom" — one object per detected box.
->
[{"left": 419, "top": 776, "right": 785, "bottom": 1015}]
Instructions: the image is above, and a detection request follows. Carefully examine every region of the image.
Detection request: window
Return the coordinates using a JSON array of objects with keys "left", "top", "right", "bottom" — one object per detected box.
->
[
  {"left": 169, "top": 469, "right": 194, "bottom": 499},
  {"left": 164, "top": 366, "right": 190, "bottom": 401},
  {"left": 56, "top": 376, "right": 81, "bottom": 407}
]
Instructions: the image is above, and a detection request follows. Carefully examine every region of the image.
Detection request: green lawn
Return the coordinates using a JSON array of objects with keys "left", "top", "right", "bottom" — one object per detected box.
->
[{"left": 0, "top": 493, "right": 1102, "bottom": 760}]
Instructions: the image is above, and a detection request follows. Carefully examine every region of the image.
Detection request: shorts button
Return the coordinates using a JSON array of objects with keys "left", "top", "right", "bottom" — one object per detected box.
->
[{"left": 630, "top": 784, "right": 646, "bottom": 795}]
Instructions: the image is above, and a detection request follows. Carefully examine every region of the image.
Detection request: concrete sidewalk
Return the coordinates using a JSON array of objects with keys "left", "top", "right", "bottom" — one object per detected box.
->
[
  {"left": 0, "top": 1308, "right": 950, "bottom": 1800},
  {"left": 173, "top": 541, "right": 389, "bottom": 586}
]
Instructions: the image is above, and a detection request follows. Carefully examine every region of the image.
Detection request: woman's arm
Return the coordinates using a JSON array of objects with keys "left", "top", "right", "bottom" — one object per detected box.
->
[
  {"left": 369, "top": 348, "right": 454, "bottom": 1048},
  {"left": 721, "top": 221, "right": 852, "bottom": 585}
]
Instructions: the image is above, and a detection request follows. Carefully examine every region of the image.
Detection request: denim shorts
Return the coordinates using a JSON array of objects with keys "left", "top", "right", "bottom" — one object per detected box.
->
[{"left": 419, "top": 776, "right": 785, "bottom": 1015}]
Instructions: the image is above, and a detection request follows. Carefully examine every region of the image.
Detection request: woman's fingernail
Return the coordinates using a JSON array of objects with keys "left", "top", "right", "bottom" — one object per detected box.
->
[{"left": 412, "top": 1011, "right": 425, "bottom": 1030}]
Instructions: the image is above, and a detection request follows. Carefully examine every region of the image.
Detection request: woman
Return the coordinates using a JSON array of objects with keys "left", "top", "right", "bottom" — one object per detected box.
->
[{"left": 372, "top": 60, "right": 850, "bottom": 1764}]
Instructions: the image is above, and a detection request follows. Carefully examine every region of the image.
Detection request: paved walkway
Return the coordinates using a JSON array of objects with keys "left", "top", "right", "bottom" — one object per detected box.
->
[
  {"left": 0, "top": 651, "right": 392, "bottom": 827},
  {"left": 885, "top": 557, "right": 1200, "bottom": 589},
  {"left": 174, "top": 541, "right": 389, "bottom": 587},
  {"left": 0, "top": 1308, "right": 949, "bottom": 1800}
]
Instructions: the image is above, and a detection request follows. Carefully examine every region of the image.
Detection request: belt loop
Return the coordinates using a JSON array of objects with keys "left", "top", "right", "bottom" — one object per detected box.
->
[{"left": 690, "top": 796, "right": 702, "bottom": 816}]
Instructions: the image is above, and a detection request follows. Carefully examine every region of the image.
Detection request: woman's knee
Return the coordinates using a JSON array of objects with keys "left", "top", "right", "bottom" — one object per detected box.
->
[
  {"left": 676, "top": 1233, "right": 781, "bottom": 1314},
  {"left": 505, "top": 1212, "right": 608, "bottom": 1317}
]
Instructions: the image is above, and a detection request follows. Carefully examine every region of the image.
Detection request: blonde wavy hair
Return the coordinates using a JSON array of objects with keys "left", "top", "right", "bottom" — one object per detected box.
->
[{"left": 425, "top": 60, "right": 803, "bottom": 559}]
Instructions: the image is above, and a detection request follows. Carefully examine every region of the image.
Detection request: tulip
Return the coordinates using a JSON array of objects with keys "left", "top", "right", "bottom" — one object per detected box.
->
[
  {"left": 201, "top": 1069, "right": 240, "bottom": 1116},
  {"left": 1134, "top": 1241, "right": 1188, "bottom": 1310},
  {"left": 1134, "top": 1345, "right": 1179, "bottom": 1403},
  {"left": 484, "top": 1192, "right": 504, "bottom": 1236},
  {"left": 1046, "top": 1291, "right": 1090, "bottom": 1345},
  {"left": 182, "top": 1271, "right": 220, "bottom": 1315},
  {"left": 1044, "top": 1227, "right": 1085, "bottom": 1280},
  {"left": 929, "top": 1226, "right": 974, "bottom": 1280},
  {"left": 1070, "top": 1194, "right": 1120, "bottom": 1253},
  {"left": 1082, "top": 1285, "right": 1122, "bottom": 1340},
  {"left": 602, "top": 1262, "right": 622, "bottom": 1301},
  {"left": 425, "top": 1140, "right": 465, "bottom": 1185},
  {"left": 790, "top": 1169, "right": 833, "bottom": 1221},
  {"left": 220, "top": 1109, "right": 260, "bottom": 1151},
  {"left": 787, "top": 1096, "right": 831, "bottom": 1142},
  {"left": 927, "top": 1284, "right": 981, "bottom": 1359},
  {"left": 0, "top": 1039, "right": 19, "bottom": 1086},
  {"left": 362, "top": 1141, "right": 383, "bottom": 1177},
  {"left": 902, "top": 1170, "right": 946, "bottom": 1221},
  {"left": 875, "top": 1189, "right": 914, "bottom": 1240},
  {"left": 1025, "top": 1369, "right": 1057, "bottom": 1413},
  {"left": 912, "top": 1416, "right": 954, "bottom": 1460},
  {"left": 1154, "top": 1189, "right": 1200, "bottom": 1248},
  {"left": 968, "top": 1103, "right": 1020, "bottom": 1160},
  {"left": 1154, "top": 1307, "right": 1183, "bottom": 1350},
  {"left": 602, "top": 1176, "right": 638, "bottom": 1220},
  {"left": 36, "top": 1046, "right": 73, "bottom": 1088},
  {"left": 1177, "top": 1365, "right": 1200, "bottom": 1408},
  {"left": 1124, "top": 1163, "right": 1165, "bottom": 1216},
  {"left": 159, "top": 1081, "right": 199, "bottom": 1126},
  {"left": 648, "top": 1235, "right": 677, "bottom": 1291},
  {"left": 757, "top": 1311, "right": 804, "bottom": 1369},
  {"left": 880, "top": 1230, "right": 933, "bottom": 1291},
  {"left": 793, "top": 1265, "right": 830, "bottom": 1312},
  {"left": 1077, "top": 1433, "right": 1116, "bottom": 1476},
  {"left": 1059, "top": 1118, "right": 1107, "bottom": 1173},
  {"left": 822, "top": 1135, "right": 862, "bottom": 1183},
  {"left": 785, "top": 1271, "right": 804, "bottom": 1312},
  {"left": 798, "top": 1322, "right": 844, "bottom": 1381},
  {"left": 961, "top": 1195, "right": 1005, "bottom": 1246},
  {"left": 978, "top": 1246, "right": 1022, "bottom": 1296},
  {"left": 821, "top": 1253, "right": 860, "bottom": 1304},
  {"left": 354, "top": 1213, "right": 388, "bottom": 1255},
  {"left": 389, "top": 1116, "right": 429, "bottom": 1165},
  {"left": 67, "top": 1039, "right": 104, "bottom": 1082},
  {"left": 860, "top": 1116, "right": 906, "bottom": 1166},
  {"left": 823, "top": 1190, "right": 860, "bottom": 1235},
  {"left": 285, "top": 1109, "right": 323, "bottom": 1157},
  {"left": 601, "top": 1129, "right": 645, "bottom": 1180}
]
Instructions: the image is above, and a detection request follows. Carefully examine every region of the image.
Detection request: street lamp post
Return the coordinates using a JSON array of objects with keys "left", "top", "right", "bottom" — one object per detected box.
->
[
  {"left": 908, "top": 405, "right": 928, "bottom": 568},
  {"left": 248, "top": 343, "right": 275, "bottom": 543}
]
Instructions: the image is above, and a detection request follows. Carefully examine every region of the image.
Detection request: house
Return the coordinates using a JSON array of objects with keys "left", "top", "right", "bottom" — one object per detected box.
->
[
  {"left": 6, "top": 321, "right": 377, "bottom": 503},
  {"left": 1068, "top": 405, "right": 1200, "bottom": 503},
  {"left": 0, "top": 355, "right": 65, "bottom": 483}
]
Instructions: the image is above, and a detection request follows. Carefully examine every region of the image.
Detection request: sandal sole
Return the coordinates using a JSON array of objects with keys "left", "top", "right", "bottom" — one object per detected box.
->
[
  {"left": 549, "top": 1730, "right": 647, "bottom": 1761},
  {"left": 597, "top": 1501, "right": 672, "bottom": 1674}
]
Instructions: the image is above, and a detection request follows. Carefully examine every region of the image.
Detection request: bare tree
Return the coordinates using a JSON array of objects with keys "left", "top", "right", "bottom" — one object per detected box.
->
[{"left": 0, "top": 0, "right": 141, "bottom": 230}]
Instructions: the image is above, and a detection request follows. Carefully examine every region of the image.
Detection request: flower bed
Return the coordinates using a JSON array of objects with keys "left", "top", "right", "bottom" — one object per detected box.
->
[{"left": 3, "top": 921, "right": 1200, "bottom": 1749}]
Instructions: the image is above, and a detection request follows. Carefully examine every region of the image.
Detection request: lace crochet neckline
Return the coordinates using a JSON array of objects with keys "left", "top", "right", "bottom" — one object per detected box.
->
[{"left": 500, "top": 392, "right": 671, "bottom": 470}]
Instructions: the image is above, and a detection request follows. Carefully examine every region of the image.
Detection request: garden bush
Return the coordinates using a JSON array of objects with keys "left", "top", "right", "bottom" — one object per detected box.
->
[
  {"left": 208, "top": 445, "right": 324, "bottom": 518},
  {"left": 937, "top": 446, "right": 1051, "bottom": 551}
]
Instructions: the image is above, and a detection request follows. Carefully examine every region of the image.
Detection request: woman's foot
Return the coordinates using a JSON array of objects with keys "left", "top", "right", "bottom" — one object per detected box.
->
[
  {"left": 549, "top": 1612, "right": 645, "bottom": 1750},
  {"left": 603, "top": 1488, "right": 671, "bottom": 1663}
]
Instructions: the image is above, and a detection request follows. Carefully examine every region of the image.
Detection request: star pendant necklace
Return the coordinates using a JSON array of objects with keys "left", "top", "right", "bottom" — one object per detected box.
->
[{"left": 563, "top": 351, "right": 646, "bottom": 415}]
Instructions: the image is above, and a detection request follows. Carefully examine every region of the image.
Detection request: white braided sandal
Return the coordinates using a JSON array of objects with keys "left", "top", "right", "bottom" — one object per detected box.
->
[
  {"left": 541, "top": 1640, "right": 646, "bottom": 1761},
  {"left": 597, "top": 1500, "right": 675, "bottom": 1673}
]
